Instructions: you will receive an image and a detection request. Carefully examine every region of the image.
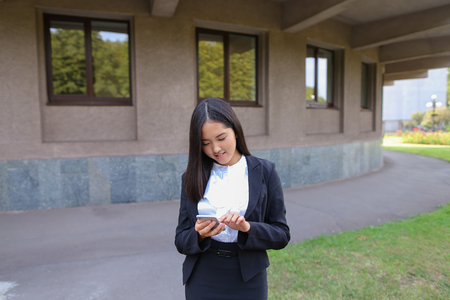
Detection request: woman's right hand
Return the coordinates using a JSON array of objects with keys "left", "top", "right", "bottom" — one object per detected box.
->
[{"left": 195, "top": 220, "right": 225, "bottom": 242}]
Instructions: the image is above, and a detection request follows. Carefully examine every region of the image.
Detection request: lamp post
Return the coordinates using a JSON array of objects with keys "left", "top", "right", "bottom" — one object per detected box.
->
[{"left": 426, "top": 94, "right": 443, "bottom": 132}]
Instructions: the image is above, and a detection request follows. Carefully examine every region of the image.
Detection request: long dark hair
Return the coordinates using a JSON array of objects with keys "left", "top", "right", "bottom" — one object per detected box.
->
[{"left": 184, "top": 98, "right": 251, "bottom": 203}]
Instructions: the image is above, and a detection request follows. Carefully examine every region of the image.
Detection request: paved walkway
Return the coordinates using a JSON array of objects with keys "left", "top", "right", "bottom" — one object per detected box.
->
[{"left": 0, "top": 150, "right": 449, "bottom": 300}]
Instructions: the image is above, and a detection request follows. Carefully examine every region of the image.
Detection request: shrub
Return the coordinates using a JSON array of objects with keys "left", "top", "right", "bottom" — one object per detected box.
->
[
  {"left": 402, "top": 130, "right": 450, "bottom": 145},
  {"left": 421, "top": 107, "right": 450, "bottom": 130}
]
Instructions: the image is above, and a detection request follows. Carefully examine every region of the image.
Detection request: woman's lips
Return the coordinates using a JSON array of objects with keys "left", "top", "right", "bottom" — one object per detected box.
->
[{"left": 215, "top": 152, "right": 226, "bottom": 160}]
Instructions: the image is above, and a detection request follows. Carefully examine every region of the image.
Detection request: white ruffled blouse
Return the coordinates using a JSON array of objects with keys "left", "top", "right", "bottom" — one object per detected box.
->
[{"left": 197, "top": 155, "right": 249, "bottom": 243}]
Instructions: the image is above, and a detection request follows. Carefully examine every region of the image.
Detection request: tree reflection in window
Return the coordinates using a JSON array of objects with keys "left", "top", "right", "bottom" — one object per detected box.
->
[
  {"left": 45, "top": 14, "right": 131, "bottom": 105},
  {"left": 91, "top": 21, "right": 130, "bottom": 98},
  {"left": 50, "top": 21, "right": 87, "bottom": 95},
  {"left": 197, "top": 28, "right": 258, "bottom": 105},
  {"left": 198, "top": 33, "right": 224, "bottom": 99}
]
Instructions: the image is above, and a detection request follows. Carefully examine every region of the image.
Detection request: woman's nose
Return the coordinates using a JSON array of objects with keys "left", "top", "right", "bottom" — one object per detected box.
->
[{"left": 213, "top": 143, "right": 221, "bottom": 153}]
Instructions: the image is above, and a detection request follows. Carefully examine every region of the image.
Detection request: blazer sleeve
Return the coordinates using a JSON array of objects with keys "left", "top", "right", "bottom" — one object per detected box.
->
[
  {"left": 237, "top": 162, "right": 290, "bottom": 250},
  {"left": 174, "top": 175, "right": 211, "bottom": 255}
]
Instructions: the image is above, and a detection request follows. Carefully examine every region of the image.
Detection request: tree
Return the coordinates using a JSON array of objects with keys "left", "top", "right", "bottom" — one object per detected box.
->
[
  {"left": 421, "top": 107, "right": 450, "bottom": 130},
  {"left": 411, "top": 111, "right": 425, "bottom": 125},
  {"left": 404, "top": 111, "right": 424, "bottom": 130},
  {"left": 403, "top": 120, "right": 418, "bottom": 130}
]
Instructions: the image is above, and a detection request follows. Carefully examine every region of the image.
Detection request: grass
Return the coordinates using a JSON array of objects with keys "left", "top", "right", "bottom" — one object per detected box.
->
[
  {"left": 267, "top": 204, "right": 450, "bottom": 300},
  {"left": 267, "top": 135, "right": 450, "bottom": 299},
  {"left": 383, "top": 134, "right": 450, "bottom": 162}
]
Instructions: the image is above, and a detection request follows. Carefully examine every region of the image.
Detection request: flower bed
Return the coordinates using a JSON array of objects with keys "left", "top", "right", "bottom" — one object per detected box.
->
[{"left": 399, "top": 128, "right": 450, "bottom": 145}]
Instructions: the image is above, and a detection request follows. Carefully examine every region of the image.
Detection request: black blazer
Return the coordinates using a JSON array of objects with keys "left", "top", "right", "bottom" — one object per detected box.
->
[{"left": 175, "top": 155, "right": 291, "bottom": 284}]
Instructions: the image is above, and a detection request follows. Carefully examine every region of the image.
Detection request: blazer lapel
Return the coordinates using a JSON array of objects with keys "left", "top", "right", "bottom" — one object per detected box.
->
[{"left": 245, "top": 156, "right": 262, "bottom": 218}]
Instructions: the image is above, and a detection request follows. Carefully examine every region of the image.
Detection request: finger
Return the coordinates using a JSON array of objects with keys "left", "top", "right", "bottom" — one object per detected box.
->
[
  {"left": 229, "top": 212, "right": 240, "bottom": 222},
  {"left": 227, "top": 213, "right": 240, "bottom": 224},
  {"left": 211, "top": 223, "right": 226, "bottom": 235},
  {"left": 205, "top": 220, "right": 217, "bottom": 230},
  {"left": 219, "top": 214, "right": 230, "bottom": 225},
  {"left": 195, "top": 220, "right": 211, "bottom": 230},
  {"left": 199, "top": 222, "right": 216, "bottom": 237},
  {"left": 231, "top": 214, "right": 240, "bottom": 223},
  {"left": 209, "top": 220, "right": 222, "bottom": 231},
  {"left": 196, "top": 219, "right": 210, "bottom": 226},
  {"left": 195, "top": 220, "right": 213, "bottom": 233},
  {"left": 235, "top": 216, "right": 244, "bottom": 225}
]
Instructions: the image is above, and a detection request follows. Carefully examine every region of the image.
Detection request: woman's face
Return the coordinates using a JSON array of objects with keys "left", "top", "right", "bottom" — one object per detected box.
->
[{"left": 201, "top": 121, "right": 241, "bottom": 166}]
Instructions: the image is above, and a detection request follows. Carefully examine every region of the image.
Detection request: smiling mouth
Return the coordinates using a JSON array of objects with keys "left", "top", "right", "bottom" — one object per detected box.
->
[{"left": 215, "top": 152, "right": 226, "bottom": 159}]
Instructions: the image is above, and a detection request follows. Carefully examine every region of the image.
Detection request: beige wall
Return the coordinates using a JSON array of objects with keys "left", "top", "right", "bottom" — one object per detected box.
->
[{"left": 0, "top": 0, "right": 383, "bottom": 161}]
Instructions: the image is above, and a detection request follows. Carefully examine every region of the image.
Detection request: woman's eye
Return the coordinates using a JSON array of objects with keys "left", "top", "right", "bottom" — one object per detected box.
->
[
  {"left": 202, "top": 143, "right": 209, "bottom": 146},
  {"left": 219, "top": 137, "right": 226, "bottom": 141}
]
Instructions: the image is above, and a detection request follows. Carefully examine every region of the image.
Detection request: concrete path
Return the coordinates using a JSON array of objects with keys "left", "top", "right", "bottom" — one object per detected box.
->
[{"left": 0, "top": 150, "right": 449, "bottom": 300}]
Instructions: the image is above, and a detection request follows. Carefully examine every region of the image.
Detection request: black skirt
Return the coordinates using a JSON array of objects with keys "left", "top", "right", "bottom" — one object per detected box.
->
[{"left": 185, "top": 240, "right": 267, "bottom": 300}]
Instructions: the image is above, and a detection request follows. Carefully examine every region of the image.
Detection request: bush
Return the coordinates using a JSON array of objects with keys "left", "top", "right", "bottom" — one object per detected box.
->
[
  {"left": 402, "top": 129, "right": 450, "bottom": 145},
  {"left": 421, "top": 107, "right": 450, "bottom": 130},
  {"left": 403, "top": 120, "right": 417, "bottom": 130}
]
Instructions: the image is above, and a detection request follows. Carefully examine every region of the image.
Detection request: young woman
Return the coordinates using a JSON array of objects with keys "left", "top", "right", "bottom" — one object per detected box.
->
[{"left": 175, "top": 98, "right": 290, "bottom": 300}]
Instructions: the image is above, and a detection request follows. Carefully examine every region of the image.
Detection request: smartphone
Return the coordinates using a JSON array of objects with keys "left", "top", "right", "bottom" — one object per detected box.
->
[{"left": 196, "top": 215, "right": 220, "bottom": 229}]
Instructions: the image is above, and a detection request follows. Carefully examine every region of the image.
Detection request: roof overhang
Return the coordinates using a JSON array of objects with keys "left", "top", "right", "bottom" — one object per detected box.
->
[{"left": 275, "top": 0, "right": 450, "bottom": 84}]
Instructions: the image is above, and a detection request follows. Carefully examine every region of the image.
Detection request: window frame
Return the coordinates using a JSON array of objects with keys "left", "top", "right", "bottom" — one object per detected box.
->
[
  {"left": 43, "top": 13, "right": 133, "bottom": 106},
  {"left": 305, "top": 40, "right": 345, "bottom": 110},
  {"left": 306, "top": 45, "right": 338, "bottom": 109},
  {"left": 196, "top": 27, "right": 260, "bottom": 107}
]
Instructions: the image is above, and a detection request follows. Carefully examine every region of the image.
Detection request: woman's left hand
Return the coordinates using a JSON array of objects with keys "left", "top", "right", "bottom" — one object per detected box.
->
[{"left": 219, "top": 212, "right": 251, "bottom": 233}]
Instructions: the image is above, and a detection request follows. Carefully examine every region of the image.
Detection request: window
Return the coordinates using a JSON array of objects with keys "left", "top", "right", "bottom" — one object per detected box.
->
[
  {"left": 361, "top": 62, "right": 376, "bottom": 110},
  {"left": 306, "top": 45, "right": 337, "bottom": 108},
  {"left": 196, "top": 28, "right": 258, "bottom": 106},
  {"left": 44, "top": 14, "right": 132, "bottom": 106}
]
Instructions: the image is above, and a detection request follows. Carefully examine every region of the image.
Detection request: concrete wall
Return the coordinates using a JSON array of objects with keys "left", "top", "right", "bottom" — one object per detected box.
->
[
  {"left": 0, "top": 0, "right": 384, "bottom": 210},
  {"left": 0, "top": 0, "right": 382, "bottom": 159},
  {"left": 0, "top": 140, "right": 382, "bottom": 211}
]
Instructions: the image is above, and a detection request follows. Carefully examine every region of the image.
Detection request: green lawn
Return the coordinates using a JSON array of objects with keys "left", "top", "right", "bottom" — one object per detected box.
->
[
  {"left": 267, "top": 135, "right": 450, "bottom": 299},
  {"left": 268, "top": 204, "right": 450, "bottom": 299}
]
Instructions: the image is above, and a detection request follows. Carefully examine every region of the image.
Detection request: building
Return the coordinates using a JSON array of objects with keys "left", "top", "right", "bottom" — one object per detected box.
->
[
  {"left": 2, "top": 0, "right": 450, "bottom": 211},
  {"left": 383, "top": 68, "right": 448, "bottom": 132}
]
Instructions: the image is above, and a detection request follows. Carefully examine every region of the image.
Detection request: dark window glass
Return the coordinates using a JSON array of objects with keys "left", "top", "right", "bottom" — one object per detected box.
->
[
  {"left": 306, "top": 45, "right": 335, "bottom": 107},
  {"left": 44, "top": 14, "right": 131, "bottom": 106},
  {"left": 197, "top": 28, "right": 258, "bottom": 106},
  {"left": 361, "top": 62, "right": 369, "bottom": 109}
]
